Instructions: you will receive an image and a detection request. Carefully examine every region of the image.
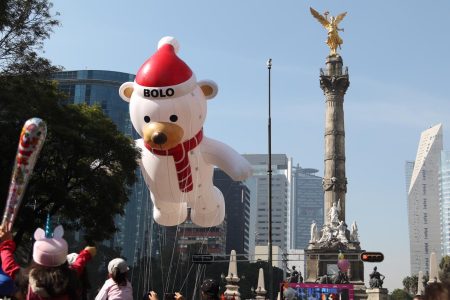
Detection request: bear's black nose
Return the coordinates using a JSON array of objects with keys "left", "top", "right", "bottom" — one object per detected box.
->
[{"left": 152, "top": 132, "right": 167, "bottom": 145}]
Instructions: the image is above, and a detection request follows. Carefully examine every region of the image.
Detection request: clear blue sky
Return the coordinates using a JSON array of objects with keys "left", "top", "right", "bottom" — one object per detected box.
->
[{"left": 45, "top": 0, "right": 450, "bottom": 291}]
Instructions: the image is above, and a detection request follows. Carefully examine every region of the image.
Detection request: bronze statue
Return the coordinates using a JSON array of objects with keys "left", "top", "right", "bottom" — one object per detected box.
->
[
  {"left": 369, "top": 266, "right": 385, "bottom": 288},
  {"left": 310, "top": 7, "right": 347, "bottom": 55}
]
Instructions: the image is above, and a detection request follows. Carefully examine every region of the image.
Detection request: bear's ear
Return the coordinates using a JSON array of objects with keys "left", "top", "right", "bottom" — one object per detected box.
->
[
  {"left": 119, "top": 82, "right": 134, "bottom": 102},
  {"left": 198, "top": 80, "right": 218, "bottom": 100}
]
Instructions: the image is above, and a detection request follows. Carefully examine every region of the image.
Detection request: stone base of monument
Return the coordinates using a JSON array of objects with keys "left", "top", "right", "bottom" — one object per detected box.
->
[
  {"left": 304, "top": 248, "right": 367, "bottom": 299},
  {"left": 304, "top": 248, "right": 365, "bottom": 283},
  {"left": 365, "top": 288, "right": 388, "bottom": 300},
  {"left": 352, "top": 283, "right": 369, "bottom": 300}
]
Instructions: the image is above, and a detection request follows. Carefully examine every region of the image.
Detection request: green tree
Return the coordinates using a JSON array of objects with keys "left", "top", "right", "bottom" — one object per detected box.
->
[
  {"left": 403, "top": 275, "right": 418, "bottom": 295},
  {"left": 0, "top": 74, "right": 140, "bottom": 256},
  {"left": 439, "top": 255, "right": 450, "bottom": 283},
  {"left": 390, "top": 288, "right": 412, "bottom": 300},
  {"left": 0, "top": 0, "right": 59, "bottom": 73},
  {"left": 402, "top": 273, "right": 429, "bottom": 297}
]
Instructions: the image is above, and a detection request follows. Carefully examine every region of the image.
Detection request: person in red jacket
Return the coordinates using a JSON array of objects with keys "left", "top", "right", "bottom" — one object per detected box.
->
[{"left": 0, "top": 224, "right": 95, "bottom": 300}]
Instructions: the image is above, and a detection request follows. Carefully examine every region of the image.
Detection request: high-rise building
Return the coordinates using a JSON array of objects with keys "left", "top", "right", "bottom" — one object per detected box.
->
[
  {"left": 291, "top": 166, "right": 323, "bottom": 250},
  {"left": 407, "top": 124, "right": 443, "bottom": 275},
  {"left": 213, "top": 169, "right": 251, "bottom": 255},
  {"left": 405, "top": 161, "right": 415, "bottom": 194},
  {"left": 51, "top": 70, "right": 151, "bottom": 264},
  {"left": 243, "top": 154, "right": 290, "bottom": 256},
  {"left": 440, "top": 150, "right": 450, "bottom": 256}
]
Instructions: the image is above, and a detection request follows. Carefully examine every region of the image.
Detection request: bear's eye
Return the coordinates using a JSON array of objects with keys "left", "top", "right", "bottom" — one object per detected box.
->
[
  {"left": 169, "top": 115, "right": 178, "bottom": 122},
  {"left": 144, "top": 116, "right": 151, "bottom": 123}
]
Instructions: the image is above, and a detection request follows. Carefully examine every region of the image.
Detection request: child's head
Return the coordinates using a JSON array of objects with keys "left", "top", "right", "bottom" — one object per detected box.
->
[
  {"left": 200, "top": 279, "right": 219, "bottom": 300},
  {"left": 108, "top": 258, "right": 129, "bottom": 286},
  {"left": 28, "top": 262, "right": 78, "bottom": 298},
  {"left": 25, "top": 224, "right": 80, "bottom": 298}
]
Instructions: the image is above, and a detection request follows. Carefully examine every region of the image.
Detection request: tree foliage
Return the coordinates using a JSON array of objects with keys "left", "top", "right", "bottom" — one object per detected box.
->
[
  {"left": 0, "top": 74, "right": 140, "bottom": 251},
  {"left": 390, "top": 288, "right": 412, "bottom": 300},
  {"left": 402, "top": 273, "right": 429, "bottom": 297},
  {"left": 403, "top": 275, "right": 419, "bottom": 295},
  {"left": 439, "top": 255, "right": 450, "bottom": 283},
  {"left": 0, "top": 0, "right": 59, "bottom": 74}
]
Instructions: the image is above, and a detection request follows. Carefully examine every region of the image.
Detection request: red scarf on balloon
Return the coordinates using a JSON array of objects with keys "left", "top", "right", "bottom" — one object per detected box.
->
[{"left": 145, "top": 129, "right": 203, "bottom": 193}]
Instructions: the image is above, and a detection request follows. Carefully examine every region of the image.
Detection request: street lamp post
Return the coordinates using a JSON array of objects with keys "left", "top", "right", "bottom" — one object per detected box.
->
[{"left": 266, "top": 58, "right": 273, "bottom": 300}]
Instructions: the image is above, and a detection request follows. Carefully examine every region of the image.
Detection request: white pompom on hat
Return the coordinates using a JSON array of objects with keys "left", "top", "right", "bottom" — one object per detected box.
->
[{"left": 133, "top": 36, "right": 197, "bottom": 100}]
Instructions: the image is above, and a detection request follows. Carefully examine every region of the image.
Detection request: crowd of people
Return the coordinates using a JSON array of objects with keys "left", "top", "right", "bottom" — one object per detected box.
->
[
  {"left": 0, "top": 222, "right": 447, "bottom": 300},
  {"left": 0, "top": 222, "right": 227, "bottom": 300}
]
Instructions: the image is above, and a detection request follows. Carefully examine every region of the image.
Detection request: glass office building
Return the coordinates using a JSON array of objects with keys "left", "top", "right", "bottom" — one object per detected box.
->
[
  {"left": 291, "top": 166, "right": 323, "bottom": 250},
  {"left": 52, "top": 70, "right": 151, "bottom": 265},
  {"left": 242, "top": 154, "right": 290, "bottom": 256}
]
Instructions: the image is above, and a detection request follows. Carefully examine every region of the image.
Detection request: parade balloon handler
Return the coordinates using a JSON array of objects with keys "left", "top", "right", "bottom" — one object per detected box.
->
[{"left": 0, "top": 218, "right": 96, "bottom": 300}]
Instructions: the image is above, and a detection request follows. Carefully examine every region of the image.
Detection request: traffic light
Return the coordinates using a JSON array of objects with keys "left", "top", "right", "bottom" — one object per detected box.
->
[{"left": 360, "top": 252, "right": 384, "bottom": 262}]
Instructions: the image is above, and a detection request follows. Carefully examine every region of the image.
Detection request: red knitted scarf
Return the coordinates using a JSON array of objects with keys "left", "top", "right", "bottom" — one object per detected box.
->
[{"left": 144, "top": 129, "right": 203, "bottom": 193}]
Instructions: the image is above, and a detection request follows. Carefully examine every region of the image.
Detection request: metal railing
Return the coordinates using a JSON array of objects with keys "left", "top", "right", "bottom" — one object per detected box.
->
[{"left": 320, "top": 66, "right": 349, "bottom": 76}]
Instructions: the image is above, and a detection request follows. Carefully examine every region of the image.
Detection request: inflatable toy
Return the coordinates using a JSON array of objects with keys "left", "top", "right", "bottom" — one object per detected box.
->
[{"left": 119, "top": 37, "right": 252, "bottom": 227}]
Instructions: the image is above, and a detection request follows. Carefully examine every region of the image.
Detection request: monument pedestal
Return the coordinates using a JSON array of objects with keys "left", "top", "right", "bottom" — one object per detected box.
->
[
  {"left": 366, "top": 288, "right": 388, "bottom": 300},
  {"left": 305, "top": 247, "right": 367, "bottom": 300},
  {"left": 305, "top": 248, "right": 365, "bottom": 283}
]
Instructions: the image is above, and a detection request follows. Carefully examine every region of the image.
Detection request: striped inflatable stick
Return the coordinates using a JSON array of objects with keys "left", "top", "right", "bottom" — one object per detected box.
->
[{"left": 2, "top": 118, "right": 47, "bottom": 230}]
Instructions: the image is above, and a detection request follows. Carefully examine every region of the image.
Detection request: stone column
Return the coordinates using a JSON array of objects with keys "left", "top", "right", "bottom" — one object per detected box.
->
[
  {"left": 320, "top": 54, "right": 350, "bottom": 223},
  {"left": 255, "top": 268, "right": 267, "bottom": 300},
  {"left": 428, "top": 252, "right": 441, "bottom": 283},
  {"left": 417, "top": 270, "right": 425, "bottom": 296},
  {"left": 225, "top": 250, "right": 241, "bottom": 299}
]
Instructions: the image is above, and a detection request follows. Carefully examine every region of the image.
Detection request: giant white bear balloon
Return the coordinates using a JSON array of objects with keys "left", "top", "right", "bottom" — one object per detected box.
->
[{"left": 119, "top": 36, "right": 252, "bottom": 227}]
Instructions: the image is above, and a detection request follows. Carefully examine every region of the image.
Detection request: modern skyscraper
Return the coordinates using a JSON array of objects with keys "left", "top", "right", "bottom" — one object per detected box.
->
[
  {"left": 242, "top": 154, "right": 290, "bottom": 256},
  {"left": 213, "top": 169, "right": 251, "bottom": 255},
  {"left": 405, "top": 161, "right": 415, "bottom": 195},
  {"left": 407, "top": 124, "right": 443, "bottom": 275},
  {"left": 51, "top": 70, "right": 151, "bottom": 264},
  {"left": 291, "top": 166, "right": 323, "bottom": 250},
  {"left": 440, "top": 150, "right": 450, "bottom": 256}
]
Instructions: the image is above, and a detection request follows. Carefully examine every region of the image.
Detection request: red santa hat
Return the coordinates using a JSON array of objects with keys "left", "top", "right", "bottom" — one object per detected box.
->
[{"left": 134, "top": 36, "right": 197, "bottom": 99}]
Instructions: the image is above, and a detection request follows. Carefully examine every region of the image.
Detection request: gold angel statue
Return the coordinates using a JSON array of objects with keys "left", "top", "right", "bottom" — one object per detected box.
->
[{"left": 310, "top": 7, "right": 347, "bottom": 55}]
